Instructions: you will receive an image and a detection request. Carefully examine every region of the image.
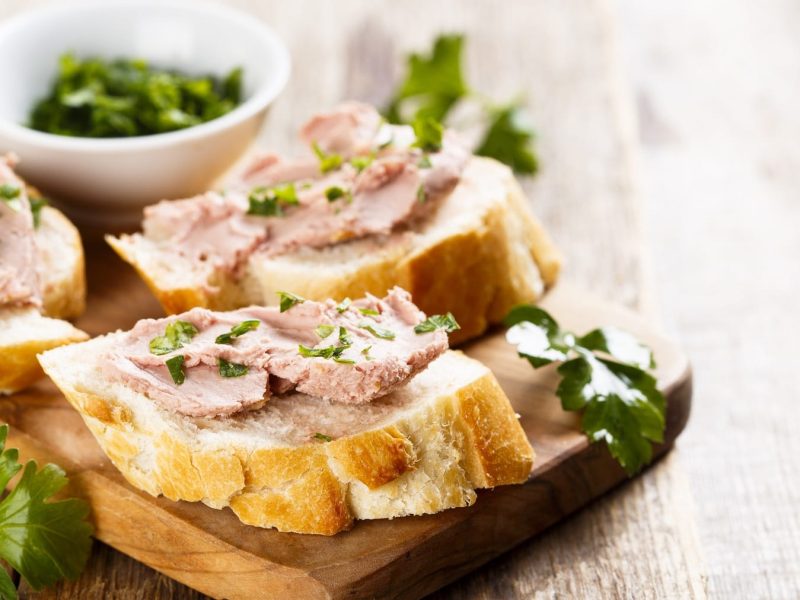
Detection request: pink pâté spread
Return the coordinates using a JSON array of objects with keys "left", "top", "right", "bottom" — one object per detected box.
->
[
  {"left": 99, "top": 288, "right": 453, "bottom": 418},
  {"left": 0, "top": 155, "right": 41, "bottom": 308},
  {"left": 137, "top": 102, "right": 470, "bottom": 282}
]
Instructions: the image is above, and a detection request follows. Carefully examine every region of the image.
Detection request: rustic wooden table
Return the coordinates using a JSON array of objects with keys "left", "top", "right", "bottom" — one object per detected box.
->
[{"left": 2, "top": 0, "right": 797, "bottom": 598}]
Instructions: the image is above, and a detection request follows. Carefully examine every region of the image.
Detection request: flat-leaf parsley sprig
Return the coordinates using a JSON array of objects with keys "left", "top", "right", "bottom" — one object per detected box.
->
[
  {"left": 384, "top": 34, "right": 539, "bottom": 175},
  {"left": 0, "top": 425, "right": 92, "bottom": 599},
  {"left": 504, "top": 306, "right": 665, "bottom": 475}
]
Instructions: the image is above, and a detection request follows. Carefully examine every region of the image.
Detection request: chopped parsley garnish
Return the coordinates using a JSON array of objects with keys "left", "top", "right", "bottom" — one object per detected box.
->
[
  {"left": 165, "top": 355, "right": 186, "bottom": 385},
  {"left": 358, "top": 307, "right": 380, "bottom": 317},
  {"left": 359, "top": 322, "right": 396, "bottom": 340},
  {"left": 29, "top": 196, "right": 48, "bottom": 228},
  {"left": 350, "top": 154, "right": 374, "bottom": 173},
  {"left": 299, "top": 326, "right": 353, "bottom": 362},
  {"left": 0, "top": 183, "right": 22, "bottom": 212},
  {"left": 247, "top": 183, "right": 299, "bottom": 216},
  {"left": 361, "top": 345, "right": 373, "bottom": 360},
  {"left": 312, "top": 142, "right": 343, "bottom": 173},
  {"left": 417, "top": 154, "right": 433, "bottom": 169},
  {"left": 314, "top": 432, "right": 333, "bottom": 442},
  {"left": 0, "top": 425, "right": 92, "bottom": 594},
  {"left": 0, "top": 183, "right": 21, "bottom": 200},
  {"left": 412, "top": 115, "right": 444, "bottom": 152},
  {"left": 29, "top": 53, "right": 242, "bottom": 138},
  {"left": 325, "top": 185, "right": 351, "bottom": 203},
  {"left": 333, "top": 357, "right": 355, "bottom": 365},
  {"left": 149, "top": 320, "right": 198, "bottom": 355},
  {"left": 215, "top": 319, "right": 260, "bottom": 344},
  {"left": 416, "top": 185, "right": 427, "bottom": 204},
  {"left": 336, "top": 298, "right": 352, "bottom": 313},
  {"left": 338, "top": 326, "right": 352, "bottom": 345},
  {"left": 277, "top": 291, "right": 304, "bottom": 312},
  {"left": 298, "top": 344, "right": 345, "bottom": 359},
  {"left": 505, "top": 305, "right": 664, "bottom": 475},
  {"left": 218, "top": 358, "right": 248, "bottom": 378},
  {"left": 414, "top": 312, "right": 460, "bottom": 334},
  {"left": 315, "top": 324, "right": 335, "bottom": 338},
  {"left": 383, "top": 34, "right": 538, "bottom": 174}
]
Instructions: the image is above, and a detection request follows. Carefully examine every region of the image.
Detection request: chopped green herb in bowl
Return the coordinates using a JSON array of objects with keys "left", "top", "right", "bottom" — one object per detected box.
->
[{"left": 30, "top": 53, "right": 243, "bottom": 138}]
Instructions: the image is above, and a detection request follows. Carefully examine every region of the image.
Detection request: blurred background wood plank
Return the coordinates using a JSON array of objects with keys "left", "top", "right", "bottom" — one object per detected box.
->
[
  {"left": 618, "top": 1, "right": 800, "bottom": 598},
  {"left": 4, "top": 0, "right": 797, "bottom": 597}
]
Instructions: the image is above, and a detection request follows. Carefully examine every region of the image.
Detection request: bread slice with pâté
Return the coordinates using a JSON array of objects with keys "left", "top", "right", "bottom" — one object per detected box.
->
[{"left": 108, "top": 158, "right": 560, "bottom": 345}]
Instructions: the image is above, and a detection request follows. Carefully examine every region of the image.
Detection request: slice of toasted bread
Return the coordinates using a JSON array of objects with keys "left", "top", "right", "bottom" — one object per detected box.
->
[
  {"left": 39, "top": 336, "right": 534, "bottom": 535},
  {"left": 0, "top": 205, "right": 87, "bottom": 394},
  {"left": 36, "top": 205, "right": 87, "bottom": 320},
  {"left": 0, "top": 307, "right": 88, "bottom": 394},
  {"left": 108, "top": 158, "right": 561, "bottom": 344}
]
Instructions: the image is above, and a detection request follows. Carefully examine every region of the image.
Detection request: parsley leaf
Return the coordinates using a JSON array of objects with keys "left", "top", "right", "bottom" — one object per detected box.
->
[
  {"left": 299, "top": 327, "right": 353, "bottom": 361},
  {"left": 350, "top": 155, "right": 374, "bottom": 173},
  {"left": 218, "top": 358, "right": 248, "bottom": 378},
  {"left": 313, "top": 433, "right": 333, "bottom": 442},
  {"left": 165, "top": 355, "right": 186, "bottom": 385},
  {"left": 0, "top": 183, "right": 21, "bottom": 200},
  {"left": 359, "top": 322, "right": 396, "bottom": 340},
  {"left": 358, "top": 307, "right": 380, "bottom": 317},
  {"left": 505, "top": 305, "right": 664, "bottom": 475},
  {"left": 385, "top": 34, "right": 468, "bottom": 123},
  {"left": 475, "top": 105, "right": 539, "bottom": 175},
  {"left": 247, "top": 183, "right": 299, "bottom": 217},
  {"left": 298, "top": 344, "right": 343, "bottom": 359},
  {"left": 0, "top": 425, "right": 92, "bottom": 593},
  {"left": 315, "top": 324, "right": 335, "bottom": 339},
  {"left": 312, "top": 142, "right": 343, "bottom": 173},
  {"left": 383, "top": 34, "right": 539, "bottom": 175},
  {"left": 29, "top": 196, "right": 48, "bottom": 229},
  {"left": 277, "top": 291, "right": 304, "bottom": 312},
  {"left": 324, "top": 186, "right": 351, "bottom": 203},
  {"left": 149, "top": 320, "right": 198, "bottom": 355},
  {"left": 414, "top": 312, "right": 460, "bottom": 334},
  {"left": 336, "top": 298, "right": 352, "bottom": 313},
  {"left": 412, "top": 115, "right": 444, "bottom": 152},
  {"left": 338, "top": 326, "right": 352, "bottom": 346},
  {"left": 0, "top": 183, "right": 22, "bottom": 213},
  {"left": 215, "top": 319, "right": 260, "bottom": 345}
]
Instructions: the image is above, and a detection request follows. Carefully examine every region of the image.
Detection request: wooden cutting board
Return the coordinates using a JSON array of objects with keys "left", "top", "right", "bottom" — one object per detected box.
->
[{"left": 0, "top": 242, "right": 691, "bottom": 600}]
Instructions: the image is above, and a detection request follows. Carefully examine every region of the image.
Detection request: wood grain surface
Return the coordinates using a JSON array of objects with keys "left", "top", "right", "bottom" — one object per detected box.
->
[
  {"left": 618, "top": 2, "right": 800, "bottom": 598},
  {"left": 4, "top": 0, "right": 792, "bottom": 597},
  {"left": 0, "top": 267, "right": 691, "bottom": 599},
  {"left": 1, "top": 0, "right": 686, "bottom": 598}
]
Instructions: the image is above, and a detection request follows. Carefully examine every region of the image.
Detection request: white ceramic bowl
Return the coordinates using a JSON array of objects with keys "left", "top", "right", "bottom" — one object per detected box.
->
[{"left": 0, "top": 0, "right": 290, "bottom": 224}]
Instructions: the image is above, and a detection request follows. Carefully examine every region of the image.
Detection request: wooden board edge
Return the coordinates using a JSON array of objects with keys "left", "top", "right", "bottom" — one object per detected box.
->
[{"left": 331, "top": 364, "right": 693, "bottom": 599}]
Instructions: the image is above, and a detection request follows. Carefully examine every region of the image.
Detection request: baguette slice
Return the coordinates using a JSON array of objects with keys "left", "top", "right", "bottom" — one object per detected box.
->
[
  {"left": 36, "top": 205, "right": 87, "bottom": 320},
  {"left": 108, "top": 158, "right": 561, "bottom": 344},
  {"left": 0, "top": 205, "right": 88, "bottom": 394},
  {"left": 1, "top": 308, "right": 88, "bottom": 394},
  {"left": 39, "top": 336, "right": 534, "bottom": 535}
]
